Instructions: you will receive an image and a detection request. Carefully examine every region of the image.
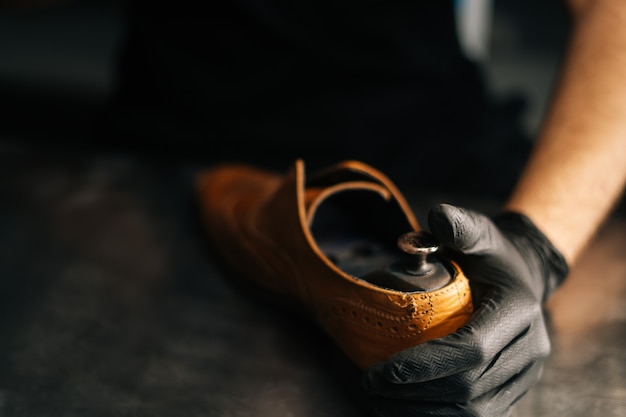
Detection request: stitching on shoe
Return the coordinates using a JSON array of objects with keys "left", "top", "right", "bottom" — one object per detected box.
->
[{"left": 320, "top": 297, "right": 436, "bottom": 338}]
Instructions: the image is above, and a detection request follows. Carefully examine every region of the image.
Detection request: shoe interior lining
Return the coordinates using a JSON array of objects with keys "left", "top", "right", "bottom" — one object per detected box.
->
[{"left": 310, "top": 190, "right": 414, "bottom": 280}]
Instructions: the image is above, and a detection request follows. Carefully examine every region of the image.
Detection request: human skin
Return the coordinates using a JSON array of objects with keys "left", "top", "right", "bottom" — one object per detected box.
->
[{"left": 506, "top": 0, "right": 626, "bottom": 264}]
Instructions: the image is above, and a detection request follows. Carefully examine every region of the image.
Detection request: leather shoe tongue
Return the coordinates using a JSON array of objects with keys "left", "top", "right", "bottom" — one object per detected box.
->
[{"left": 303, "top": 181, "right": 391, "bottom": 227}]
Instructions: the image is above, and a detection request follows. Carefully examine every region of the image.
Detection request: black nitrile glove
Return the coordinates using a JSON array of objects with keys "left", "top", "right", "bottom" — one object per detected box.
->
[{"left": 363, "top": 203, "right": 569, "bottom": 417}]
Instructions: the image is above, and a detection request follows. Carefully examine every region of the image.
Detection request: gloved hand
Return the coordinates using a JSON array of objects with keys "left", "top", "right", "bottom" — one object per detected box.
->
[{"left": 363, "top": 203, "right": 569, "bottom": 417}]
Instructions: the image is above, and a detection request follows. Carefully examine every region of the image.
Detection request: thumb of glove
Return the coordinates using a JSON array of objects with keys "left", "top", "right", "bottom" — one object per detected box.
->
[{"left": 428, "top": 203, "right": 503, "bottom": 255}]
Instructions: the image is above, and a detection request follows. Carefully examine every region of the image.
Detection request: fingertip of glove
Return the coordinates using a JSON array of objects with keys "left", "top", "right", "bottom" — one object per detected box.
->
[
  {"left": 362, "top": 362, "right": 388, "bottom": 393},
  {"left": 381, "top": 358, "right": 416, "bottom": 384},
  {"left": 428, "top": 204, "right": 481, "bottom": 251},
  {"left": 365, "top": 360, "right": 402, "bottom": 385},
  {"left": 428, "top": 204, "right": 456, "bottom": 246}
]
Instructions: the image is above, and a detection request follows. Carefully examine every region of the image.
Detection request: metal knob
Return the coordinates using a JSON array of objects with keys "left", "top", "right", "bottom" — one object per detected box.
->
[
  {"left": 397, "top": 231, "right": 440, "bottom": 276},
  {"left": 361, "top": 230, "right": 455, "bottom": 292}
]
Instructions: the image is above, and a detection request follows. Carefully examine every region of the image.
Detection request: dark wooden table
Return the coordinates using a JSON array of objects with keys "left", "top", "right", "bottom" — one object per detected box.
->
[{"left": 1, "top": 148, "right": 624, "bottom": 416}]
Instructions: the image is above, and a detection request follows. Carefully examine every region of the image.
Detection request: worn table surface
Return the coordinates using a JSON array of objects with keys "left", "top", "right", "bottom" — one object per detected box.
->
[{"left": 1, "top": 148, "right": 624, "bottom": 416}]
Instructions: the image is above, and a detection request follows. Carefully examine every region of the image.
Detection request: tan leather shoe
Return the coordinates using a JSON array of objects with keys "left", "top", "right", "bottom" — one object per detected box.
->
[{"left": 197, "top": 159, "right": 473, "bottom": 369}]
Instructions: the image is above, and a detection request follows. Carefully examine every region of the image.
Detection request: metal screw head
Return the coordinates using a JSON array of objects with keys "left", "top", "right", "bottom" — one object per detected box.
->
[{"left": 397, "top": 231, "right": 439, "bottom": 256}]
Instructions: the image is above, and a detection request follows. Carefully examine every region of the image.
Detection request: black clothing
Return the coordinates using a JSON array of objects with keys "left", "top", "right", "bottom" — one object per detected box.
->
[{"left": 108, "top": 0, "right": 530, "bottom": 196}]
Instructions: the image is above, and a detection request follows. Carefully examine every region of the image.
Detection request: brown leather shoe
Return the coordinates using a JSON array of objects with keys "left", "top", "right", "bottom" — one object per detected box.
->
[{"left": 197, "top": 159, "right": 473, "bottom": 369}]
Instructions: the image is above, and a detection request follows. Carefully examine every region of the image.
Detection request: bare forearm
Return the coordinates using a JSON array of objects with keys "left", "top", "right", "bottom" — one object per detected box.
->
[{"left": 506, "top": 0, "right": 626, "bottom": 264}]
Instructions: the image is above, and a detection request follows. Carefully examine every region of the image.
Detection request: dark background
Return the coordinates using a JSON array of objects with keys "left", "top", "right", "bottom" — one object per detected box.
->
[
  {"left": 0, "top": 0, "right": 571, "bottom": 151},
  {"left": 1, "top": 2, "right": 624, "bottom": 417}
]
